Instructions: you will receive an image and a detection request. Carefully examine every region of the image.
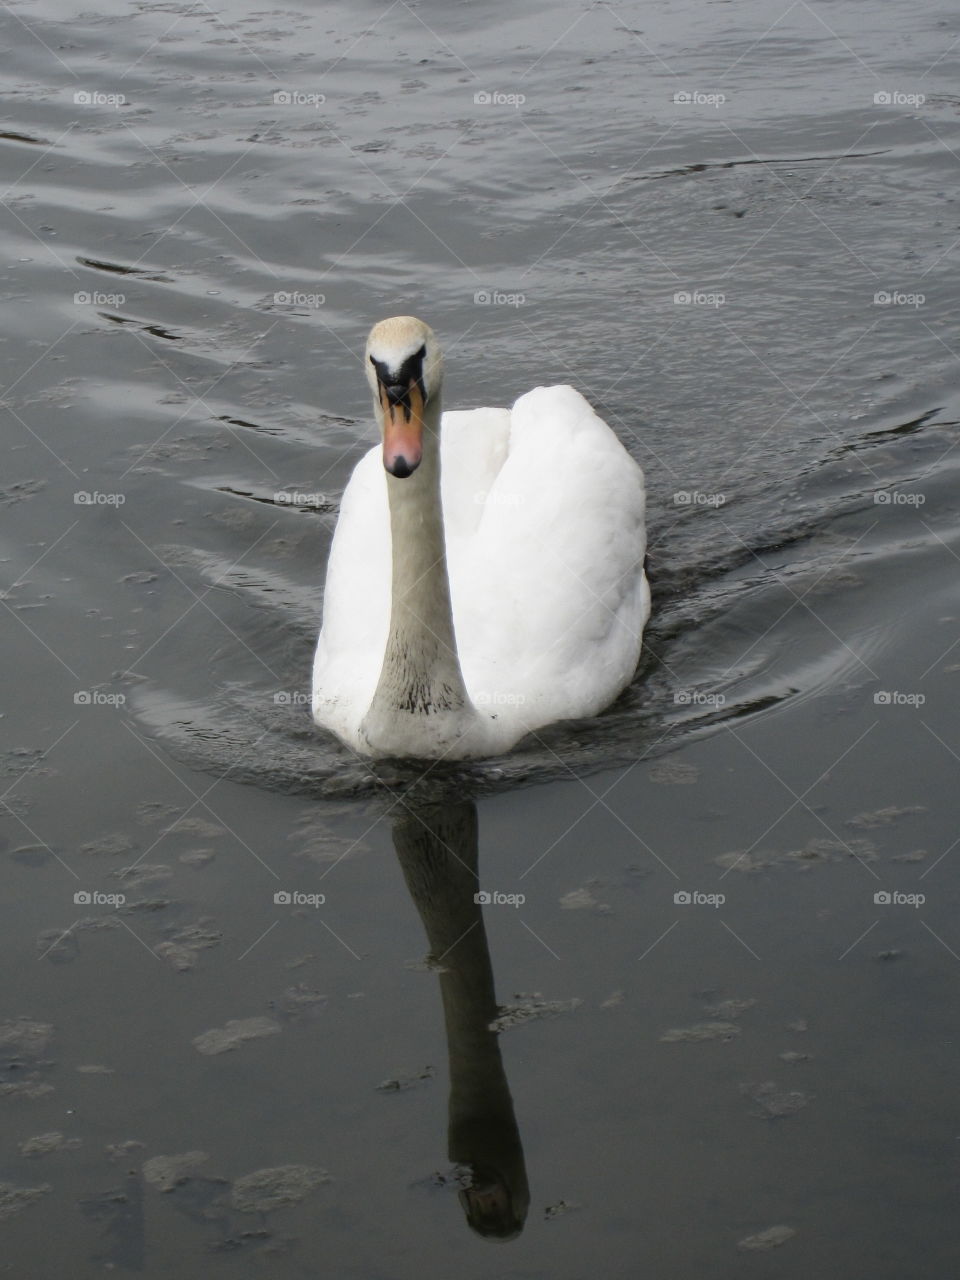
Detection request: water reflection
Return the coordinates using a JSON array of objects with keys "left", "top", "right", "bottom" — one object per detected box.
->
[{"left": 392, "top": 798, "right": 529, "bottom": 1240}]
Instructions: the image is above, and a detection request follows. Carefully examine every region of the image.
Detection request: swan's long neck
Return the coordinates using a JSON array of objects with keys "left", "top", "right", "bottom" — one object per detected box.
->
[{"left": 363, "top": 395, "right": 473, "bottom": 746}]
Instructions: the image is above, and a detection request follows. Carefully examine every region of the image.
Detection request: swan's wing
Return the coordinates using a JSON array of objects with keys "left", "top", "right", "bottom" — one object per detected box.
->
[
  {"left": 450, "top": 385, "right": 649, "bottom": 727},
  {"left": 439, "top": 407, "right": 511, "bottom": 542},
  {"left": 311, "top": 445, "right": 390, "bottom": 739}
]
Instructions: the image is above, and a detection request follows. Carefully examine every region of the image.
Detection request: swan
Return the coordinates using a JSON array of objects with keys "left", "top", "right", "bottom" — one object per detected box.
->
[{"left": 311, "top": 316, "right": 650, "bottom": 759}]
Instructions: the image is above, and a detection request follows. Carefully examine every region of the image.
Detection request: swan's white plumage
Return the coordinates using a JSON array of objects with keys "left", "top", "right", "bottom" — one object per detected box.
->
[{"left": 312, "top": 382, "right": 650, "bottom": 756}]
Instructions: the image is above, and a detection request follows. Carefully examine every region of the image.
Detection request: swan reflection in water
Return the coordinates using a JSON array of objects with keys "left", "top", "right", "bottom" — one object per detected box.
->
[{"left": 391, "top": 796, "right": 530, "bottom": 1240}]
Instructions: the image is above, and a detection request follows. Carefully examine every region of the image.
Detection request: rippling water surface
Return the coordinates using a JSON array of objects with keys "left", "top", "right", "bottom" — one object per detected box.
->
[{"left": 2, "top": 1, "right": 960, "bottom": 1275}]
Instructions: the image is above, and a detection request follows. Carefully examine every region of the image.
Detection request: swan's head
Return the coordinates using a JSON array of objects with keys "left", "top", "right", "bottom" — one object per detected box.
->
[{"left": 365, "top": 316, "right": 443, "bottom": 479}]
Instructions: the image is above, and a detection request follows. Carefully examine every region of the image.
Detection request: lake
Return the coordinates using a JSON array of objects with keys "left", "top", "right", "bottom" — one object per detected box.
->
[{"left": 1, "top": 0, "right": 959, "bottom": 1275}]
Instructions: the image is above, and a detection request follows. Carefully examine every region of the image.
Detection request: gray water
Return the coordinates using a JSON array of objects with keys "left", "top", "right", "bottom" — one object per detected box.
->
[{"left": 2, "top": 0, "right": 960, "bottom": 1275}]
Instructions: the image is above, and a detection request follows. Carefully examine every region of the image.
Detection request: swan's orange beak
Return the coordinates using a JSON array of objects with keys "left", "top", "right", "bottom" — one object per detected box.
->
[{"left": 379, "top": 379, "right": 425, "bottom": 478}]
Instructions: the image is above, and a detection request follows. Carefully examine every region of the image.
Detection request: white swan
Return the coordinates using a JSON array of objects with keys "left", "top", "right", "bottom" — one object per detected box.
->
[{"left": 311, "top": 316, "right": 650, "bottom": 759}]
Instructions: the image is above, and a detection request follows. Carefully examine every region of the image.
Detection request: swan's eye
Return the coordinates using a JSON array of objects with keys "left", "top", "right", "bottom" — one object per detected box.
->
[{"left": 370, "top": 344, "right": 428, "bottom": 403}]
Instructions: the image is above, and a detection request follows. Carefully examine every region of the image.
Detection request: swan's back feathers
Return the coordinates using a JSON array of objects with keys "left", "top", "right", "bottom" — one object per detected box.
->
[
  {"left": 313, "top": 385, "right": 649, "bottom": 752},
  {"left": 449, "top": 386, "right": 648, "bottom": 732}
]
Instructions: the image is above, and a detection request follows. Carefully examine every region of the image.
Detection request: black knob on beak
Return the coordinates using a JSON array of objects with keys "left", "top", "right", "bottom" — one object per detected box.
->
[
  {"left": 387, "top": 455, "right": 417, "bottom": 479},
  {"left": 383, "top": 381, "right": 410, "bottom": 409}
]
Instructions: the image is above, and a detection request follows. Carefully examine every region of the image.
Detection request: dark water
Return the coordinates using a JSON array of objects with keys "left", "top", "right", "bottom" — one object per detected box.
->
[{"left": 2, "top": 0, "right": 960, "bottom": 1274}]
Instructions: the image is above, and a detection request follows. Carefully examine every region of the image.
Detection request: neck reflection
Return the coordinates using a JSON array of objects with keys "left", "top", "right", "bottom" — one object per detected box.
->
[{"left": 392, "top": 798, "right": 529, "bottom": 1241}]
